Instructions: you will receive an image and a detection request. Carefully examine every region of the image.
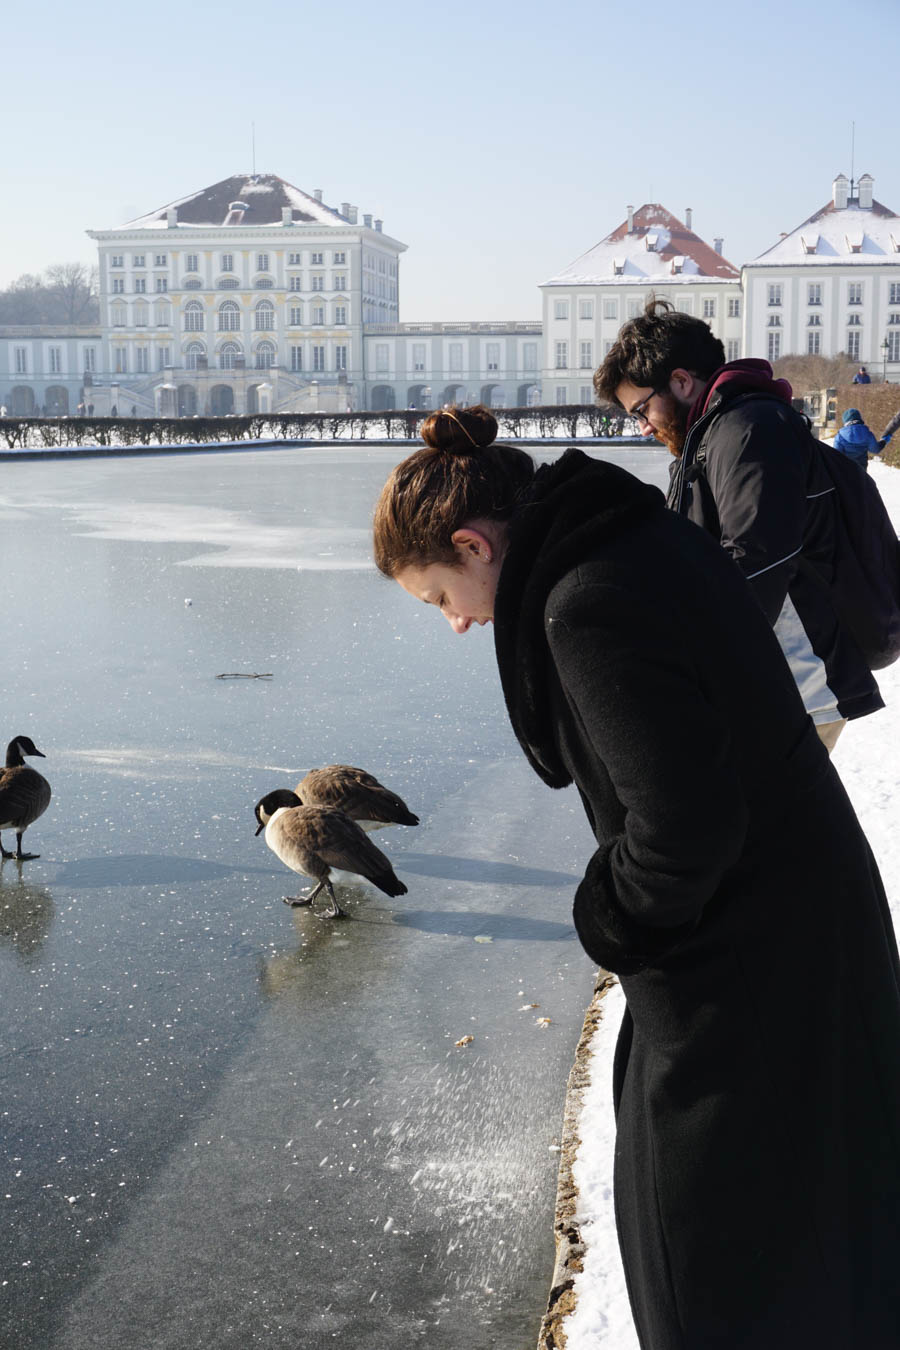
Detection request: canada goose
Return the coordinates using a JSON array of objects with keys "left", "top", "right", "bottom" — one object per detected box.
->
[
  {"left": 294, "top": 765, "right": 419, "bottom": 832},
  {"left": 254, "top": 789, "right": 408, "bottom": 918},
  {"left": 0, "top": 736, "right": 51, "bottom": 862}
]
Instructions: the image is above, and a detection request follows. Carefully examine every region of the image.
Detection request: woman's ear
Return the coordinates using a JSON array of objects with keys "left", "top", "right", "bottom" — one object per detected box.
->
[{"left": 451, "top": 526, "right": 493, "bottom": 563}]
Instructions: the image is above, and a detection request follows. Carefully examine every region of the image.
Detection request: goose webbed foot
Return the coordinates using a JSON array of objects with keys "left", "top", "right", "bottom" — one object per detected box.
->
[
  {"left": 16, "top": 852, "right": 40, "bottom": 861},
  {"left": 284, "top": 893, "right": 313, "bottom": 908},
  {"left": 0, "top": 846, "right": 14, "bottom": 860},
  {"left": 319, "top": 881, "right": 348, "bottom": 920}
]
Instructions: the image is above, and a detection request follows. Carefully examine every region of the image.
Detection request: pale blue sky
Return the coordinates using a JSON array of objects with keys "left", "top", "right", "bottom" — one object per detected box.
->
[{"left": 5, "top": 0, "right": 898, "bottom": 319}]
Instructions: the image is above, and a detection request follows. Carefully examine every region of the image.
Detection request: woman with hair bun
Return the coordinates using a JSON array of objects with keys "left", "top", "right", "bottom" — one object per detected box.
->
[{"left": 373, "top": 412, "right": 900, "bottom": 1349}]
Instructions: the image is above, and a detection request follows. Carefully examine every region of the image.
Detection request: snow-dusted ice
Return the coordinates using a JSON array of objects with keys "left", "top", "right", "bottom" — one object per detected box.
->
[
  {"left": 0, "top": 441, "right": 670, "bottom": 1350},
  {"left": 563, "top": 458, "right": 900, "bottom": 1350}
]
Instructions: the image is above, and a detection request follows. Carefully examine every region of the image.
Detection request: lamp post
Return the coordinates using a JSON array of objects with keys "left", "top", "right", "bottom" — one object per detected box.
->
[{"left": 882, "top": 337, "right": 890, "bottom": 383}]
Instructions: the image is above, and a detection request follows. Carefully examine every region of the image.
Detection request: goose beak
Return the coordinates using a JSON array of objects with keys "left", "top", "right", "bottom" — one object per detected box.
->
[{"left": 254, "top": 821, "right": 265, "bottom": 836}]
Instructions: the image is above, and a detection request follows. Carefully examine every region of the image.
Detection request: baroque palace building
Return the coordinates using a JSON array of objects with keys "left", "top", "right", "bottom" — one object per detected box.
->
[{"left": 1, "top": 171, "right": 898, "bottom": 416}]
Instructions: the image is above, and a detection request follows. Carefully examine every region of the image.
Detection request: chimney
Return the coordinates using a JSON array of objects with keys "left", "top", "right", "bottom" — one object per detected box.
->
[
  {"left": 363, "top": 213, "right": 373, "bottom": 229},
  {"left": 626, "top": 204, "right": 634, "bottom": 233},
  {"left": 313, "top": 188, "right": 323, "bottom": 203},
  {"left": 685, "top": 207, "right": 693, "bottom": 230},
  {"left": 833, "top": 173, "right": 849, "bottom": 210},
  {"left": 166, "top": 208, "right": 178, "bottom": 228},
  {"left": 348, "top": 205, "right": 358, "bottom": 224},
  {"left": 374, "top": 219, "right": 383, "bottom": 233},
  {"left": 341, "top": 201, "right": 350, "bottom": 218},
  {"left": 713, "top": 237, "right": 724, "bottom": 255},
  {"left": 281, "top": 206, "right": 293, "bottom": 224},
  {"left": 858, "top": 173, "right": 874, "bottom": 209}
]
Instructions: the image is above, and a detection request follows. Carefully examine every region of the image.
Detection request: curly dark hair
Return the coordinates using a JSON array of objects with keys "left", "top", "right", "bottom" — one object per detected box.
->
[{"left": 594, "top": 296, "right": 725, "bottom": 406}]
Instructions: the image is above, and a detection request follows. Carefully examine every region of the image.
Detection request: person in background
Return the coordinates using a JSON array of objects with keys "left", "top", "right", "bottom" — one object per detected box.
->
[
  {"left": 594, "top": 299, "right": 883, "bottom": 753},
  {"left": 372, "top": 404, "right": 900, "bottom": 1350},
  {"left": 832, "top": 407, "right": 881, "bottom": 470},
  {"left": 877, "top": 403, "right": 900, "bottom": 451},
  {"left": 852, "top": 365, "right": 871, "bottom": 384}
]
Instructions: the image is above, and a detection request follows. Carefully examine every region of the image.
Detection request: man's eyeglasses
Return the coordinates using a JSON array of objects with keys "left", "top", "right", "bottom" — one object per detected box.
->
[{"left": 630, "top": 389, "right": 665, "bottom": 426}]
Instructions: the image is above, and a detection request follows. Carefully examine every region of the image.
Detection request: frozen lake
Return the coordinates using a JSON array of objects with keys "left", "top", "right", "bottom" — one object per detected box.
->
[{"left": 0, "top": 442, "right": 670, "bottom": 1349}]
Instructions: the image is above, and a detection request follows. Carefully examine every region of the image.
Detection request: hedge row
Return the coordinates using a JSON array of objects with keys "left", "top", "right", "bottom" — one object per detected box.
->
[
  {"left": 0, "top": 404, "right": 631, "bottom": 451},
  {"left": 832, "top": 384, "right": 900, "bottom": 469}
]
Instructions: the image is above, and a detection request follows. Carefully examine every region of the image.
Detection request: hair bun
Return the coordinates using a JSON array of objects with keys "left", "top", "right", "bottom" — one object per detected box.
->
[{"left": 421, "top": 404, "right": 498, "bottom": 454}]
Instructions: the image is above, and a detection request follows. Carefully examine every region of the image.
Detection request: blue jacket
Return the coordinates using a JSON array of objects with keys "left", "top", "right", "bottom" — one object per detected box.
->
[{"left": 833, "top": 420, "right": 880, "bottom": 470}]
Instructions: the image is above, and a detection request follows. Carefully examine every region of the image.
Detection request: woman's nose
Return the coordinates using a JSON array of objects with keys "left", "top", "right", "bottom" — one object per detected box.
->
[{"left": 446, "top": 612, "right": 471, "bottom": 634}]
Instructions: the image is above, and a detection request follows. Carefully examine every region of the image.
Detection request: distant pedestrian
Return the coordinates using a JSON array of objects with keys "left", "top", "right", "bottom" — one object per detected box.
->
[
  {"left": 853, "top": 366, "right": 871, "bottom": 384},
  {"left": 110, "top": 404, "right": 118, "bottom": 417},
  {"left": 87, "top": 403, "right": 94, "bottom": 416},
  {"left": 832, "top": 407, "right": 881, "bottom": 470},
  {"left": 0, "top": 405, "right": 6, "bottom": 418},
  {"left": 877, "top": 404, "right": 900, "bottom": 451}
]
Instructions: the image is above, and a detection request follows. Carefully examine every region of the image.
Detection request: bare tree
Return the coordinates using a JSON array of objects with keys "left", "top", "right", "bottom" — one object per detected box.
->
[{"left": 45, "top": 262, "right": 99, "bottom": 324}]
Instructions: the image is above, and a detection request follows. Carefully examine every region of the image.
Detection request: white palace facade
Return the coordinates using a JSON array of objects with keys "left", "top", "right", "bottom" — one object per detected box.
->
[{"left": 1, "top": 170, "right": 899, "bottom": 417}]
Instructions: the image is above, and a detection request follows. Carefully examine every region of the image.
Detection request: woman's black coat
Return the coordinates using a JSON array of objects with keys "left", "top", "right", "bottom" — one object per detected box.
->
[{"left": 493, "top": 450, "right": 900, "bottom": 1350}]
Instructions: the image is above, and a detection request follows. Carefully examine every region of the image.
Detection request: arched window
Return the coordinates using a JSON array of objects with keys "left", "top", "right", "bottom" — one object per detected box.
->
[
  {"left": 184, "top": 341, "right": 206, "bottom": 370},
  {"left": 255, "top": 340, "right": 276, "bottom": 369},
  {"left": 111, "top": 304, "right": 126, "bottom": 326},
  {"left": 183, "top": 278, "right": 202, "bottom": 290},
  {"left": 184, "top": 301, "right": 205, "bottom": 332},
  {"left": 134, "top": 302, "right": 149, "bottom": 327},
  {"left": 218, "top": 300, "right": 241, "bottom": 331},
  {"left": 218, "top": 277, "right": 240, "bottom": 289},
  {"left": 254, "top": 277, "right": 274, "bottom": 289},
  {"left": 155, "top": 302, "right": 171, "bottom": 327},
  {"left": 254, "top": 300, "right": 275, "bottom": 331},
  {"left": 218, "top": 341, "right": 243, "bottom": 369}
]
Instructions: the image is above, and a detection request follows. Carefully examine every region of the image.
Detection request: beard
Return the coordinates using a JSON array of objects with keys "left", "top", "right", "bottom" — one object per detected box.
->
[{"left": 651, "top": 396, "right": 690, "bottom": 457}]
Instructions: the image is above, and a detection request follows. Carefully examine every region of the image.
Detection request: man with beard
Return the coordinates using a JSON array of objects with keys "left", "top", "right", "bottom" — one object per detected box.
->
[{"left": 594, "top": 298, "right": 882, "bottom": 750}]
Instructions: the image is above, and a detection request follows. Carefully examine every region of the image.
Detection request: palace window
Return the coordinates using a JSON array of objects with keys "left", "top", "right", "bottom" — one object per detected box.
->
[
  {"left": 132, "top": 255, "right": 145, "bottom": 267},
  {"left": 807, "top": 283, "right": 822, "bottom": 306},
  {"left": 219, "top": 277, "right": 240, "bottom": 289},
  {"left": 256, "top": 253, "right": 269, "bottom": 273},
  {"left": 412, "top": 342, "right": 426, "bottom": 372},
  {"left": 767, "top": 284, "right": 783, "bottom": 306},
  {"left": 134, "top": 303, "right": 148, "bottom": 327},
  {"left": 289, "top": 304, "right": 303, "bottom": 325},
  {"left": 727, "top": 296, "right": 741, "bottom": 318},
  {"left": 218, "top": 300, "right": 241, "bottom": 331},
  {"left": 890, "top": 282, "right": 900, "bottom": 306},
  {"left": 48, "top": 347, "right": 62, "bottom": 373},
  {"left": 334, "top": 305, "right": 347, "bottom": 325},
  {"left": 579, "top": 340, "right": 593, "bottom": 368},
  {"left": 888, "top": 332, "right": 900, "bottom": 362},
  {"left": 579, "top": 299, "right": 594, "bottom": 320},
  {"left": 311, "top": 252, "right": 323, "bottom": 265},
  {"left": 110, "top": 254, "right": 124, "bottom": 268},
  {"left": 767, "top": 331, "right": 781, "bottom": 361},
  {"left": 111, "top": 304, "right": 126, "bottom": 326},
  {"left": 603, "top": 299, "right": 618, "bottom": 320},
  {"left": 135, "top": 347, "right": 149, "bottom": 373},
  {"left": 808, "top": 314, "right": 822, "bottom": 326},
  {"left": 255, "top": 341, "right": 276, "bottom": 369},
  {"left": 848, "top": 281, "right": 862, "bottom": 305},
  {"left": 335, "top": 345, "right": 348, "bottom": 371},
  {"left": 158, "top": 347, "right": 171, "bottom": 369},
  {"left": 14, "top": 346, "right": 27, "bottom": 373},
  {"left": 83, "top": 347, "right": 96, "bottom": 372},
  {"left": 847, "top": 330, "right": 861, "bottom": 359},
  {"left": 289, "top": 276, "right": 303, "bottom": 291},
  {"left": 288, "top": 252, "right": 302, "bottom": 266},
  {"left": 112, "top": 278, "right": 125, "bottom": 294},
  {"left": 334, "top": 275, "right": 347, "bottom": 291},
  {"left": 311, "top": 275, "right": 325, "bottom": 291},
  {"left": 114, "top": 346, "right": 128, "bottom": 373},
  {"left": 134, "top": 278, "right": 146, "bottom": 293},
  {"left": 184, "top": 301, "right": 205, "bottom": 332},
  {"left": 154, "top": 254, "right": 167, "bottom": 267},
  {"left": 312, "top": 345, "right": 325, "bottom": 371},
  {"left": 726, "top": 339, "right": 740, "bottom": 361},
  {"left": 807, "top": 331, "right": 821, "bottom": 355},
  {"left": 290, "top": 345, "right": 303, "bottom": 371},
  {"left": 703, "top": 298, "right": 716, "bottom": 318},
  {"left": 184, "top": 342, "right": 206, "bottom": 370},
  {"left": 184, "top": 279, "right": 202, "bottom": 289},
  {"left": 221, "top": 254, "right": 233, "bottom": 272},
  {"left": 156, "top": 277, "right": 168, "bottom": 292},
  {"left": 218, "top": 341, "right": 242, "bottom": 369},
  {"left": 185, "top": 254, "right": 199, "bottom": 273},
  {"left": 313, "top": 305, "right": 325, "bottom": 325},
  {"left": 555, "top": 341, "right": 568, "bottom": 370},
  {"left": 333, "top": 251, "right": 345, "bottom": 264},
  {"left": 254, "top": 300, "right": 275, "bottom": 331}
]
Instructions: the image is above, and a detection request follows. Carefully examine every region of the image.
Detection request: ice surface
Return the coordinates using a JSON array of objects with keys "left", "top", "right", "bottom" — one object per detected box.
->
[{"left": 0, "top": 441, "right": 671, "bottom": 1349}]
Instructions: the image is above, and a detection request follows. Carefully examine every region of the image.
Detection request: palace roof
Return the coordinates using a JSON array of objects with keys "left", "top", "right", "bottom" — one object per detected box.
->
[{"left": 543, "top": 204, "right": 740, "bottom": 287}]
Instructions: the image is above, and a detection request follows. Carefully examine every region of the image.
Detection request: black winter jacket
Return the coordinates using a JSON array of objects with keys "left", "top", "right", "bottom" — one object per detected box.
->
[
  {"left": 493, "top": 449, "right": 900, "bottom": 1350},
  {"left": 666, "top": 372, "right": 883, "bottom": 722}
]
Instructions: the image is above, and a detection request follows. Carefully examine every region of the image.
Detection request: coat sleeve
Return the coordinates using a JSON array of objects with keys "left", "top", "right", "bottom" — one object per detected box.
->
[
  {"left": 547, "top": 581, "right": 750, "bottom": 974},
  {"left": 703, "top": 406, "right": 808, "bottom": 625}
]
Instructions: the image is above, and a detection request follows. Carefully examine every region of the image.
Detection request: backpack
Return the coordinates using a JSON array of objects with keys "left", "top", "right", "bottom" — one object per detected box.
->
[{"left": 798, "top": 419, "right": 900, "bottom": 671}]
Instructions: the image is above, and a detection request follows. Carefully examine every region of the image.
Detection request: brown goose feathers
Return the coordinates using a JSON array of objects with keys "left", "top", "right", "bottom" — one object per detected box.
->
[
  {"left": 254, "top": 790, "right": 407, "bottom": 918},
  {"left": 294, "top": 764, "right": 418, "bottom": 830},
  {"left": 0, "top": 735, "right": 51, "bottom": 862}
]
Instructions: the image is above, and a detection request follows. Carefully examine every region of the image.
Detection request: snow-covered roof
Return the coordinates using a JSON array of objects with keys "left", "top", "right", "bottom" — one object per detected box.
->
[
  {"left": 112, "top": 174, "right": 352, "bottom": 230},
  {"left": 542, "top": 204, "right": 740, "bottom": 287},
  {"left": 747, "top": 197, "right": 900, "bottom": 268}
]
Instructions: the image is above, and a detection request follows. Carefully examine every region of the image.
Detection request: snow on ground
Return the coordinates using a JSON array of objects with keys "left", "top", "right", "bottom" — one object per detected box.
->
[{"left": 564, "top": 460, "right": 900, "bottom": 1349}]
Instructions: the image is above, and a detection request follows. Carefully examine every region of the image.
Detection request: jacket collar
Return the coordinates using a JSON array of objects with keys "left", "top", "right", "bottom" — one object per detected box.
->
[{"left": 687, "top": 359, "right": 793, "bottom": 430}]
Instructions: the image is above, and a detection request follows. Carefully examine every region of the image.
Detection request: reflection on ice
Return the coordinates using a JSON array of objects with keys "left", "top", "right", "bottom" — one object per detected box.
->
[
  {"left": 0, "top": 863, "right": 55, "bottom": 958},
  {"left": 49, "top": 853, "right": 276, "bottom": 888}
]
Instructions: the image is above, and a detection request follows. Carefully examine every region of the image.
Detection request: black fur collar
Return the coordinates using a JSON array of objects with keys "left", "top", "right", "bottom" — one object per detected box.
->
[{"left": 493, "top": 449, "right": 665, "bottom": 787}]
